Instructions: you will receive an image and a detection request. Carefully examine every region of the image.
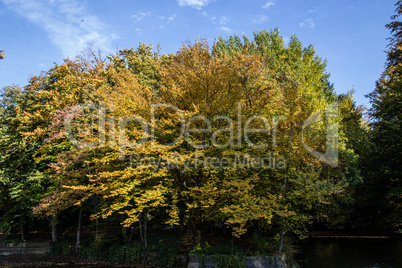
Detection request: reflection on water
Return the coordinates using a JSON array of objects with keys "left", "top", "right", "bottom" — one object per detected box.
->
[
  {"left": 0, "top": 258, "right": 139, "bottom": 268},
  {"left": 1, "top": 238, "right": 401, "bottom": 267},
  {"left": 300, "top": 238, "right": 402, "bottom": 268},
  {"left": 0, "top": 264, "right": 138, "bottom": 268}
]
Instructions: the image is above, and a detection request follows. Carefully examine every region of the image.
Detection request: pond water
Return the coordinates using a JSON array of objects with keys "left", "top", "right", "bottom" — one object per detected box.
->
[
  {"left": 0, "top": 256, "right": 139, "bottom": 268},
  {"left": 0, "top": 263, "right": 139, "bottom": 268},
  {"left": 1, "top": 238, "right": 401, "bottom": 267},
  {"left": 299, "top": 238, "right": 402, "bottom": 268}
]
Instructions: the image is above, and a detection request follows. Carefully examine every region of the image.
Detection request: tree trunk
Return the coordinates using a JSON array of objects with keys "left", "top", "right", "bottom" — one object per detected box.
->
[
  {"left": 76, "top": 204, "right": 83, "bottom": 253},
  {"left": 278, "top": 232, "right": 284, "bottom": 253},
  {"left": 144, "top": 215, "right": 147, "bottom": 248},
  {"left": 186, "top": 208, "right": 194, "bottom": 236},
  {"left": 139, "top": 213, "right": 144, "bottom": 243},
  {"left": 128, "top": 227, "right": 134, "bottom": 242},
  {"left": 94, "top": 195, "right": 99, "bottom": 239},
  {"left": 51, "top": 215, "right": 57, "bottom": 243},
  {"left": 179, "top": 211, "right": 184, "bottom": 231},
  {"left": 278, "top": 176, "right": 288, "bottom": 253},
  {"left": 20, "top": 216, "right": 25, "bottom": 242}
]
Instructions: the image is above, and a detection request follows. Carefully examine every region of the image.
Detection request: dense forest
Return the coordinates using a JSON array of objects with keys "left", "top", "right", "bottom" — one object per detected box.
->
[{"left": 0, "top": 2, "right": 401, "bottom": 267}]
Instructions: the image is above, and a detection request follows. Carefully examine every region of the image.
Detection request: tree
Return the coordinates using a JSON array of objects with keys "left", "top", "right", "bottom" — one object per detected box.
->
[
  {"left": 214, "top": 31, "right": 362, "bottom": 245},
  {"left": 22, "top": 52, "right": 108, "bottom": 248},
  {"left": 0, "top": 31, "right": 367, "bottom": 253},
  {"left": 33, "top": 44, "right": 168, "bottom": 247},
  {"left": 364, "top": 1, "right": 402, "bottom": 228},
  {"left": 159, "top": 39, "right": 287, "bottom": 238},
  {"left": 0, "top": 86, "right": 49, "bottom": 241}
]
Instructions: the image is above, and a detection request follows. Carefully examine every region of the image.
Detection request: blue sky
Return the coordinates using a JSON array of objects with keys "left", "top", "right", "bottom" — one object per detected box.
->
[{"left": 0, "top": 0, "right": 396, "bottom": 108}]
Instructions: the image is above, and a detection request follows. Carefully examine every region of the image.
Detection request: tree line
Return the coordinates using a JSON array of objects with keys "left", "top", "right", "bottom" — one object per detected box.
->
[{"left": 0, "top": 2, "right": 400, "bottom": 255}]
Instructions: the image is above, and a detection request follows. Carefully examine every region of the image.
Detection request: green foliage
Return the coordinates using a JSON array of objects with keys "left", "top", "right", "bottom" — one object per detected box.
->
[
  {"left": 190, "top": 241, "right": 211, "bottom": 255},
  {"left": 0, "top": 86, "right": 50, "bottom": 238},
  {"left": 208, "top": 241, "right": 245, "bottom": 256},
  {"left": 249, "top": 233, "right": 277, "bottom": 255},
  {"left": 208, "top": 255, "right": 245, "bottom": 268},
  {"left": 212, "top": 29, "right": 363, "bottom": 237},
  {"left": 0, "top": 26, "right": 372, "bottom": 266},
  {"left": 77, "top": 232, "right": 180, "bottom": 267},
  {"left": 358, "top": 0, "right": 402, "bottom": 229},
  {"left": 49, "top": 239, "right": 75, "bottom": 256}
]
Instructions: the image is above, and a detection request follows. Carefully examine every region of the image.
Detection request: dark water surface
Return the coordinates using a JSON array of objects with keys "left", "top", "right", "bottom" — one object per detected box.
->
[
  {"left": 0, "top": 255, "right": 141, "bottom": 268},
  {"left": 1, "top": 238, "right": 401, "bottom": 267},
  {"left": 299, "top": 238, "right": 402, "bottom": 268}
]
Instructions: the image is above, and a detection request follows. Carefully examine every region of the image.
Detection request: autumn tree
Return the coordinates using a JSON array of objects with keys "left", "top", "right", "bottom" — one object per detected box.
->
[
  {"left": 0, "top": 31, "right": 368, "bottom": 254},
  {"left": 214, "top": 30, "right": 362, "bottom": 250},
  {"left": 158, "top": 39, "right": 287, "bottom": 238},
  {"left": 21, "top": 52, "right": 108, "bottom": 247},
  {"left": 32, "top": 44, "right": 169, "bottom": 248}
]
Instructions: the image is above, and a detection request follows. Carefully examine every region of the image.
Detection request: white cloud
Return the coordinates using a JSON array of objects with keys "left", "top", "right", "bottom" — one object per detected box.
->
[
  {"left": 202, "top": 11, "right": 216, "bottom": 23},
  {"left": 167, "top": 14, "right": 176, "bottom": 22},
  {"left": 178, "top": 0, "right": 213, "bottom": 9},
  {"left": 306, "top": 18, "right": 315, "bottom": 28},
  {"left": 307, "top": 7, "right": 329, "bottom": 18},
  {"left": 218, "top": 26, "right": 233, "bottom": 33},
  {"left": 299, "top": 18, "right": 315, "bottom": 28},
  {"left": 110, "top": 33, "right": 120, "bottom": 40},
  {"left": 262, "top": 1, "right": 275, "bottom": 9},
  {"left": 219, "top": 16, "right": 229, "bottom": 25},
  {"left": 251, "top": 15, "right": 268, "bottom": 25},
  {"left": 131, "top": 11, "right": 151, "bottom": 22},
  {"left": 135, "top": 28, "right": 143, "bottom": 35},
  {"left": 202, "top": 12, "right": 229, "bottom": 26},
  {"left": 158, "top": 13, "right": 176, "bottom": 29},
  {"left": 1, "top": 0, "right": 116, "bottom": 58},
  {"left": 158, "top": 14, "right": 176, "bottom": 23}
]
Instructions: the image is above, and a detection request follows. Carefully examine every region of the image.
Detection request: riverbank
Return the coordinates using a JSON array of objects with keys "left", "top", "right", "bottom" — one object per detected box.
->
[
  {"left": 2, "top": 236, "right": 402, "bottom": 268},
  {"left": 0, "top": 231, "right": 295, "bottom": 268},
  {"left": 0, "top": 254, "right": 147, "bottom": 268}
]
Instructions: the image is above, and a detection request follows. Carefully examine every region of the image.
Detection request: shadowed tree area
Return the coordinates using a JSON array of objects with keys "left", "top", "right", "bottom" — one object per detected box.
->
[{"left": 352, "top": 0, "right": 402, "bottom": 231}]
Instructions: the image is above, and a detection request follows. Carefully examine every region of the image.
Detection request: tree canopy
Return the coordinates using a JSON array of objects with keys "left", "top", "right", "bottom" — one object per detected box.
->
[
  {"left": 0, "top": 26, "right": 389, "bottom": 256},
  {"left": 362, "top": 0, "right": 402, "bottom": 227}
]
